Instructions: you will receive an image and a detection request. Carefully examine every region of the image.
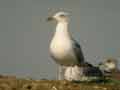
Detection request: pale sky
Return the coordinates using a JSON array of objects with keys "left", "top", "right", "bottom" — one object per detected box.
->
[{"left": 0, "top": 0, "right": 120, "bottom": 79}]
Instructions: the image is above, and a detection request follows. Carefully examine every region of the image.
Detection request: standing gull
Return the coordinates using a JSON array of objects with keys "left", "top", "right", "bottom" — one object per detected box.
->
[{"left": 47, "top": 11, "right": 84, "bottom": 80}]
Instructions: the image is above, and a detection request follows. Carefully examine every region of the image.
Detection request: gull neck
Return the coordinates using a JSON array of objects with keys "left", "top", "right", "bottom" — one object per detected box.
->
[{"left": 55, "top": 22, "right": 70, "bottom": 36}]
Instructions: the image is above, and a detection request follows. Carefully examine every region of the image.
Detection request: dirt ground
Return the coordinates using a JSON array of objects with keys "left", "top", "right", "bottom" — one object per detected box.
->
[{"left": 0, "top": 75, "right": 119, "bottom": 90}]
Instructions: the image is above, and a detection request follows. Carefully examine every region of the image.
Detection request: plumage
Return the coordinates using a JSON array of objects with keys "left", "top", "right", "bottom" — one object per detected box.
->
[
  {"left": 99, "top": 59, "right": 120, "bottom": 80},
  {"left": 72, "top": 39, "right": 85, "bottom": 64},
  {"left": 64, "top": 62, "right": 103, "bottom": 81},
  {"left": 48, "top": 11, "right": 103, "bottom": 81},
  {"left": 82, "top": 62, "right": 103, "bottom": 77},
  {"left": 49, "top": 12, "right": 84, "bottom": 66},
  {"left": 48, "top": 11, "right": 85, "bottom": 80}
]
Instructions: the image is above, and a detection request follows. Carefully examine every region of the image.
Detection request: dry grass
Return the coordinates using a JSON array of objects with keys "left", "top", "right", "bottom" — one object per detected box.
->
[{"left": 0, "top": 75, "right": 119, "bottom": 90}]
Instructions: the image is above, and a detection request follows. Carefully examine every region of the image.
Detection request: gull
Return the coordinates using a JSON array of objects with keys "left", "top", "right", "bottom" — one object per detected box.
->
[
  {"left": 47, "top": 11, "right": 85, "bottom": 80},
  {"left": 99, "top": 58, "right": 120, "bottom": 80},
  {"left": 99, "top": 59, "right": 117, "bottom": 73},
  {"left": 64, "top": 62, "right": 103, "bottom": 82}
]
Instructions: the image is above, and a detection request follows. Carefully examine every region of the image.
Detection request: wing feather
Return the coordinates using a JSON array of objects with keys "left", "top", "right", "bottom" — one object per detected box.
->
[{"left": 72, "top": 39, "right": 85, "bottom": 63}]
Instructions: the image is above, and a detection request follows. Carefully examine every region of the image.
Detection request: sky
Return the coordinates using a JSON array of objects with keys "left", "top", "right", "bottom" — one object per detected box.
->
[{"left": 0, "top": 0, "right": 120, "bottom": 79}]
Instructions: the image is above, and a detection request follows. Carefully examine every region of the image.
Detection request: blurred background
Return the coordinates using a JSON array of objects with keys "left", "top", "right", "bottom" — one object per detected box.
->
[{"left": 0, "top": 0, "right": 120, "bottom": 79}]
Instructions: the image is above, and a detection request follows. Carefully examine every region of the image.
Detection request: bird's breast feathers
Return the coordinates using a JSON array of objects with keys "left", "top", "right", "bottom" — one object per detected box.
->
[
  {"left": 49, "top": 36, "right": 79, "bottom": 65},
  {"left": 50, "top": 37, "right": 72, "bottom": 58}
]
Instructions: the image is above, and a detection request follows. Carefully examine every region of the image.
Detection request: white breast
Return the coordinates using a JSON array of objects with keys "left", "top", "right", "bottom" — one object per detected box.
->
[
  {"left": 50, "top": 35, "right": 71, "bottom": 58},
  {"left": 49, "top": 22, "right": 78, "bottom": 65},
  {"left": 50, "top": 36, "right": 78, "bottom": 65}
]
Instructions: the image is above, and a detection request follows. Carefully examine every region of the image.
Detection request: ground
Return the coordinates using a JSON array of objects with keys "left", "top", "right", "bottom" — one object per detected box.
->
[{"left": 0, "top": 75, "right": 119, "bottom": 90}]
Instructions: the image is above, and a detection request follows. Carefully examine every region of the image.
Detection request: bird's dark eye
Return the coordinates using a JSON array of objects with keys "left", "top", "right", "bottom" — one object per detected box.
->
[{"left": 60, "top": 14, "right": 65, "bottom": 17}]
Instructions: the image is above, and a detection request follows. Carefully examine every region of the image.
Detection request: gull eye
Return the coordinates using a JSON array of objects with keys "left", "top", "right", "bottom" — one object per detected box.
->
[{"left": 60, "top": 14, "right": 65, "bottom": 17}]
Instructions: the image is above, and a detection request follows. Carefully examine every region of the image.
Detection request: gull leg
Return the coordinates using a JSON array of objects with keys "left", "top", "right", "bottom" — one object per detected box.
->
[{"left": 58, "top": 65, "right": 65, "bottom": 80}]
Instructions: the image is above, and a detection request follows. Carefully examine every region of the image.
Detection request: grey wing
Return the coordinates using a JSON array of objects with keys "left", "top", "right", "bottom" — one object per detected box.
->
[
  {"left": 83, "top": 62, "right": 103, "bottom": 77},
  {"left": 72, "top": 39, "right": 85, "bottom": 63}
]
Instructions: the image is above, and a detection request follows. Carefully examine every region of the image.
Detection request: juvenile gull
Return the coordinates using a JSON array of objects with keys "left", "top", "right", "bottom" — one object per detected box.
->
[
  {"left": 47, "top": 11, "right": 84, "bottom": 80},
  {"left": 99, "top": 58, "right": 120, "bottom": 80},
  {"left": 99, "top": 59, "right": 117, "bottom": 74}
]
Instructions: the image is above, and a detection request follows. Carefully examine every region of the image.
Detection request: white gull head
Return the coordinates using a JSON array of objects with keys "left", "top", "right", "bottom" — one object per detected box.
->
[
  {"left": 47, "top": 11, "right": 69, "bottom": 22},
  {"left": 99, "top": 59, "right": 117, "bottom": 72}
]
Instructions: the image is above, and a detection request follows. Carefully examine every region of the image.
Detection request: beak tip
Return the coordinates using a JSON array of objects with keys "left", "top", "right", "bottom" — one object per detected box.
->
[{"left": 47, "top": 17, "right": 53, "bottom": 21}]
